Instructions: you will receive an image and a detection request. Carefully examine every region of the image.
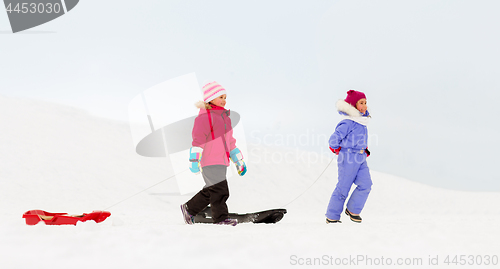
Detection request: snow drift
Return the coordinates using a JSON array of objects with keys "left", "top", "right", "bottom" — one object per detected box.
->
[{"left": 0, "top": 96, "right": 498, "bottom": 269}]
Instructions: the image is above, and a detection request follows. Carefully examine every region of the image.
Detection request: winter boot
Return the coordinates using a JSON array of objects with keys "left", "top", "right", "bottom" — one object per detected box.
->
[
  {"left": 345, "top": 208, "right": 362, "bottom": 223},
  {"left": 326, "top": 218, "right": 342, "bottom": 224},
  {"left": 215, "top": 218, "right": 238, "bottom": 226},
  {"left": 180, "top": 204, "right": 195, "bottom": 225}
]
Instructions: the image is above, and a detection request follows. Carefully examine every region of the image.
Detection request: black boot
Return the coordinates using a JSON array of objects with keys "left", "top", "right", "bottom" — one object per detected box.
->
[
  {"left": 326, "top": 218, "right": 342, "bottom": 224},
  {"left": 345, "top": 208, "right": 362, "bottom": 223}
]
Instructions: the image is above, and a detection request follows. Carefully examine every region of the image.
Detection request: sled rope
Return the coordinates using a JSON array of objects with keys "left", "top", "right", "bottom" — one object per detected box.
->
[
  {"left": 105, "top": 158, "right": 334, "bottom": 210},
  {"left": 281, "top": 158, "right": 334, "bottom": 207},
  {"left": 104, "top": 169, "right": 187, "bottom": 210}
]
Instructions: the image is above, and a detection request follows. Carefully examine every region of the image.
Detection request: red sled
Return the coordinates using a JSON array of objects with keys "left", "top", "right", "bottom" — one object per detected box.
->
[{"left": 23, "top": 210, "right": 111, "bottom": 226}]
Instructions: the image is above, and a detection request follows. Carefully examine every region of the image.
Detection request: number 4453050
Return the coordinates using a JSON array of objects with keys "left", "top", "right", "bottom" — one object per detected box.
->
[{"left": 5, "top": 3, "right": 62, "bottom": 14}]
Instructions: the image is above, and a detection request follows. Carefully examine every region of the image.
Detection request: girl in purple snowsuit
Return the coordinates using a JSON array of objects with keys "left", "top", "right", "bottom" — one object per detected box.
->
[{"left": 326, "top": 90, "right": 372, "bottom": 223}]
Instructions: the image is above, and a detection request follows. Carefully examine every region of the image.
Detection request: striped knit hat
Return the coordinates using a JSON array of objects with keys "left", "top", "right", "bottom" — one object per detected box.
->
[{"left": 202, "top": 81, "right": 227, "bottom": 103}]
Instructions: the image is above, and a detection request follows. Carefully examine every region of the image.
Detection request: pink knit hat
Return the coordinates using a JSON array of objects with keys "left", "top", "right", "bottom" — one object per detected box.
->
[
  {"left": 344, "top": 89, "right": 366, "bottom": 108},
  {"left": 202, "top": 81, "right": 227, "bottom": 103}
]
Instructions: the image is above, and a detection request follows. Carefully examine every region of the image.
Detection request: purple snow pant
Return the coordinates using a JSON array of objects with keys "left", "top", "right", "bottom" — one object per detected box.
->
[{"left": 326, "top": 148, "right": 372, "bottom": 221}]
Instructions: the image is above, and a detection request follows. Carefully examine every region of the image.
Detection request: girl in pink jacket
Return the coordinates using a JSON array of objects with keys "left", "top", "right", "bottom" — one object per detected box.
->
[{"left": 180, "top": 82, "right": 247, "bottom": 226}]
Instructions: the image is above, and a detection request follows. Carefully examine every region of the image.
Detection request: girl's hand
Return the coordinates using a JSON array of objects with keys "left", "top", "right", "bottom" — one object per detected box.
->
[
  {"left": 235, "top": 160, "right": 247, "bottom": 176},
  {"left": 189, "top": 147, "right": 203, "bottom": 174},
  {"left": 230, "top": 147, "right": 246, "bottom": 176},
  {"left": 330, "top": 146, "right": 341, "bottom": 155},
  {"left": 189, "top": 160, "right": 201, "bottom": 174}
]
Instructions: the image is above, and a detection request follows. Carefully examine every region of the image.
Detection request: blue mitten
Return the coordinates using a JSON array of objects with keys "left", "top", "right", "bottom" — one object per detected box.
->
[
  {"left": 189, "top": 147, "right": 203, "bottom": 174},
  {"left": 229, "top": 147, "right": 247, "bottom": 176}
]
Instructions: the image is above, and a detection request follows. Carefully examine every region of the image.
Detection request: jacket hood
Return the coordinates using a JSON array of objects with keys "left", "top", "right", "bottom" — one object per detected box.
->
[
  {"left": 196, "top": 103, "right": 229, "bottom": 116},
  {"left": 195, "top": 101, "right": 227, "bottom": 111},
  {"left": 336, "top": 99, "right": 369, "bottom": 117},
  {"left": 195, "top": 101, "right": 208, "bottom": 109}
]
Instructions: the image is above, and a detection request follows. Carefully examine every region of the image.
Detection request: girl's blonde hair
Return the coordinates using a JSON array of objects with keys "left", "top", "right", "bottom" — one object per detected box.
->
[{"left": 195, "top": 100, "right": 212, "bottom": 109}]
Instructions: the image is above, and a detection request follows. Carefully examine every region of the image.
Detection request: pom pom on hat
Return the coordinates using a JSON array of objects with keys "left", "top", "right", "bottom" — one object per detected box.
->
[
  {"left": 202, "top": 81, "right": 227, "bottom": 103},
  {"left": 344, "top": 89, "right": 366, "bottom": 108}
]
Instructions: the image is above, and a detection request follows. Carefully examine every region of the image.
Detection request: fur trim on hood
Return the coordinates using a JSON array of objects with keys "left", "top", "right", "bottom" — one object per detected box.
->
[
  {"left": 336, "top": 99, "right": 363, "bottom": 117},
  {"left": 336, "top": 99, "right": 370, "bottom": 126},
  {"left": 195, "top": 100, "right": 211, "bottom": 109}
]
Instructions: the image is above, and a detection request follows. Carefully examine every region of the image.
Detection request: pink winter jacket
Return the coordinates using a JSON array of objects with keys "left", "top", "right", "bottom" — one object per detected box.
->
[{"left": 192, "top": 105, "right": 236, "bottom": 167}]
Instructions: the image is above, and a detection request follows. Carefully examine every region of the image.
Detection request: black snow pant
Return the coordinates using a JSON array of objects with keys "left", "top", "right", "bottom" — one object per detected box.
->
[{"left": 186, "top": 165, "right": 229, "bottom": 223}]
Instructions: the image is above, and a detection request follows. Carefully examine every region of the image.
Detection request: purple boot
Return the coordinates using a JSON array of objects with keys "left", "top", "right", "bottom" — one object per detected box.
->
[{"left": 180, "top": 204, "right": 194, "bottom": 225}]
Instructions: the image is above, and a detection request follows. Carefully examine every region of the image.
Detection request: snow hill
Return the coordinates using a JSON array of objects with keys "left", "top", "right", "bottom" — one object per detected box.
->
[{"left": 0, "top": 96, "right": 499, "bottom": 269}]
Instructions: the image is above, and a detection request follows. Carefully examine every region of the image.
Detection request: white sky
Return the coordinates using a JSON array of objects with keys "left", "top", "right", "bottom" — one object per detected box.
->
[{"left": 1, "top": 0, "right": 499, "bottom": 191}]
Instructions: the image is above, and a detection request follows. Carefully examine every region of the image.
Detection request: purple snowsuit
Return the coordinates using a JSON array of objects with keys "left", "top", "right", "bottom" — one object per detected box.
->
[{"left": 326, "top": 100, "right": 372, "bottom": 221}]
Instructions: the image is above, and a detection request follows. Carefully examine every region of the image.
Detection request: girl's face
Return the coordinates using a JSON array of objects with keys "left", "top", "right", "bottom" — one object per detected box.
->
[
  {"left": 356, "top": 98, "right": 367, "bottom": 114},
  {"left": 210, "top": 94, "right": 226, "bottom": 108}
]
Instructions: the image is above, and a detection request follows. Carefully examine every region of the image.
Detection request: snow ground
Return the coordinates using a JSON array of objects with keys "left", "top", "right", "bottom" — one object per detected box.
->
[{"left": 0, "top": 96, "right": 498, "bottom": 269}]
